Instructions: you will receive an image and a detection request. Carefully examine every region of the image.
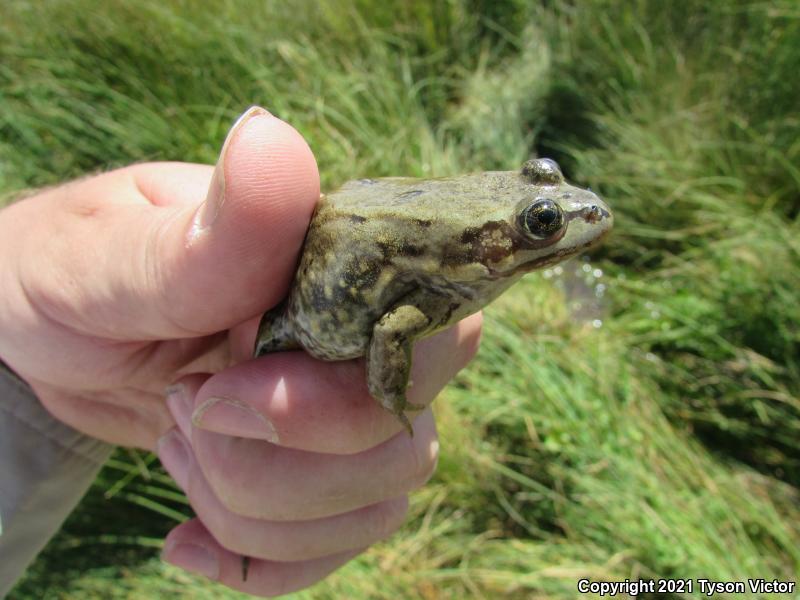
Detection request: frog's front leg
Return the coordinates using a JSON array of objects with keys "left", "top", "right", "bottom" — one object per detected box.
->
[{"left": 367, "top": 304, "right": 433, "bottom": 435}]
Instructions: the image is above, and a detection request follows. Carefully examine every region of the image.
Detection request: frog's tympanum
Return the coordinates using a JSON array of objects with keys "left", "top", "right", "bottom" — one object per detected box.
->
[{"left": 254, "top": 159, "right": 612, "bottom": 433}]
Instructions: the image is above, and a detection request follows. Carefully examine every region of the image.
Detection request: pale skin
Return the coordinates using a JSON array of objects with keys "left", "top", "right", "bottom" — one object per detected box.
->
[{"left": 0, "top": 107, "right": 482, "bottom": 597}]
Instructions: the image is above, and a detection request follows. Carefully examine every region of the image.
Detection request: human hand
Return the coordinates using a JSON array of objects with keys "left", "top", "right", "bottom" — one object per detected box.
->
[{"left": 0, "top": 106, "right": 482, "bottom": 595}]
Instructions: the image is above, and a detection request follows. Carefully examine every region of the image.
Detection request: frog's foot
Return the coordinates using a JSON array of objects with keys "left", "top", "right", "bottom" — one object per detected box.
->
[
  {"left": 396, "top": 411, "right": 414, "bottom": 437},
  {"left": 373, "top": 391, "right": 418, "bottom": 436},
  {"left": 396, "top": 402, "right": 430, "bottom": 436},
  {"left": 367, "top": 304, "right": 432, "bottom": 437},
  {"left": 254, "top": 301, "right": 299, "bottom": 357}
]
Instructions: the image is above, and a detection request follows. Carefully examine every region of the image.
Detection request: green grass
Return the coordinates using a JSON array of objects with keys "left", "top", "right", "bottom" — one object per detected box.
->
[{"left": 3, "top": 0, "right": 799, "bottom": 598}]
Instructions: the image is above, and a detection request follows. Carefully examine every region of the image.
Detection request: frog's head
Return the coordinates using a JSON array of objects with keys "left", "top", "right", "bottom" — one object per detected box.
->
[{"left": 459, "top": 158, "right": 612, "bottom": 278}]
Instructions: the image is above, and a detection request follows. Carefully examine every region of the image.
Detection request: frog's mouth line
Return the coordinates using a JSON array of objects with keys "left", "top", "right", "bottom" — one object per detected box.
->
[{"left": 499, "top": 235, "right": 607, "bottom": 277}]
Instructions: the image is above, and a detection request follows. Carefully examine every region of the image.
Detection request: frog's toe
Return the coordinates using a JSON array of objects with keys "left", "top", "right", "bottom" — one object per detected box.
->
[
  {"left": 375, "top": 395, "right": 416, "bottom": 436},
  {"left": 377, "top": 395, "right": 417, "bottom": 436},
  {"left": 396, "top": 411, "right": 414, "bottom": 437},
  {"left": 372, "top": 392, "right": 414, "bottom": 436},
  {"left": 253, "top": 301, "right": 299, "bottom": 357}
]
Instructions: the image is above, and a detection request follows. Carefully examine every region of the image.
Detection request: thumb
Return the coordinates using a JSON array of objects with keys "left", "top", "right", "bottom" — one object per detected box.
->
[
  {"left": 144, "top": 106, "right": 320, "bottom": 337},
  {"left": 1, "top": 107, "right": 318, "bottom": 384}
]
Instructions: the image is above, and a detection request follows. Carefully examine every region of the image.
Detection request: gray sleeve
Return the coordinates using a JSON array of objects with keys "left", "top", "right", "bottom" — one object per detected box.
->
[{"left": 0, "top": 363, "right": 113, "bottom": 596}]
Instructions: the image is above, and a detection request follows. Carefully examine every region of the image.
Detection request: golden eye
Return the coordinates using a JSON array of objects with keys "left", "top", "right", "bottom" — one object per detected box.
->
[{"left": 522, "top": 199, "right": 564, "bottom": 238}]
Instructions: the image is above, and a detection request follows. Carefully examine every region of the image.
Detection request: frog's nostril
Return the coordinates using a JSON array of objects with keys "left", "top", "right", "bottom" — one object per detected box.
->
[{"left": 583, "top": 205, "right": 603, "bottom": 224}]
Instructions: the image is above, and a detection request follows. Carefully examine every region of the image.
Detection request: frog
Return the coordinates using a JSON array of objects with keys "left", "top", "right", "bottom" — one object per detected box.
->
[{"left": 253, "top": 158, "right": 612, "bottom": 434}]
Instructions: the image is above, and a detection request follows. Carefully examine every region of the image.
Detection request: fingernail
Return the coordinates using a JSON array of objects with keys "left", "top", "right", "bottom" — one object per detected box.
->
[
  {"left": 165, "top": 383, "right": 190, "bottom": 423},
  {"left": 157, "top": 429, "right": 191, "bottom": 490},
  {"left": 191, "top": 105, "right": 271, "bottom": 235},
  {"left": 163, "top": 541, "right": 219, "bottom": 580},
  {"left": 192, "top": 397, "right": 279, "bottom": 443}
]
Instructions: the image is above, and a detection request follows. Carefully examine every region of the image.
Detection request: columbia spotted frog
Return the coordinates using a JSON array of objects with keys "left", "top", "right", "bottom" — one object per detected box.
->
[{"left": 254, "top": 159, "right": 612, "bottom": 432}]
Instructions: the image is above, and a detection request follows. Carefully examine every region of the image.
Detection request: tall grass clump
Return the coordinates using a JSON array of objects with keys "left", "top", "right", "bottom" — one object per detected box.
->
[
  {"left": 3, "top": 0, "right": 799, "bottom": 598},
  {"left": 543, "top": 0, "right": 800, "bottom": 485}
]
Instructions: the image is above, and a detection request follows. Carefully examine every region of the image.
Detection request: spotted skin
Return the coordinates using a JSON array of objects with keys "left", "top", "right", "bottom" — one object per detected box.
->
[{"left": 254, "top": 159, "right": 612, "bottom": 432}]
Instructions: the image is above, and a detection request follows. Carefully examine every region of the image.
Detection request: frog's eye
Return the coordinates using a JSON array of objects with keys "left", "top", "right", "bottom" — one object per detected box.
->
[{"left": 521, "top": 199, "right": 564, "bottom": 238}]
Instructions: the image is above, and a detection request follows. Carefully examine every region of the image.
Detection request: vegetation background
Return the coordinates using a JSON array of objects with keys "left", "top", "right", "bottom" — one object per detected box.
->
[{"left": 3, "top": 0, "right": 799, "bottom": 597}]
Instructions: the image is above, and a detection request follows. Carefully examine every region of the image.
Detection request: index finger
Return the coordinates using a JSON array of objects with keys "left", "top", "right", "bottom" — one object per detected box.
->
[{"left": 190, "top": 313, "right": 482, "bottom": 454}]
